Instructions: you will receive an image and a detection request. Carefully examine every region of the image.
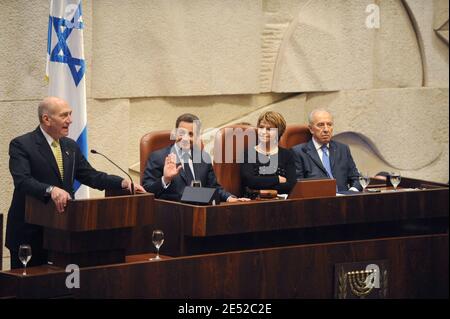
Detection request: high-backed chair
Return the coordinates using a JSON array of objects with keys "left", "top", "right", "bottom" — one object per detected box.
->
[
  {"left": 213, "top": 124, "right": 311, "bottom": 196},
  {"left": 279, "top": 124, "right": 311, "bottom": 149},
  {"left": 139, "top": 130, "right": 172, "bottom": 184},
  {"left": 213, "top": 125, "right": 257, "bottom": 197},
  {"left": 139, "top": 130, "right": 205, "bottom": 184}
]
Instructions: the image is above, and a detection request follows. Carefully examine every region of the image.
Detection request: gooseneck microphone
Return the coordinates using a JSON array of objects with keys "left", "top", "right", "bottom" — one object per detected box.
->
[{"left": 90, "top": 149, "right": 135, "bottom": 195}]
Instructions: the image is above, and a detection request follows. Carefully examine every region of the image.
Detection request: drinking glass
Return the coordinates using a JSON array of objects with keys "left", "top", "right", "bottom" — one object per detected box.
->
[
  {"left": 390, "top": 173, "right": 401, "bottom": 190},
  {"left": 18, "top": 244, "right": 32, "bottom": 275},
  {"left": 150, "top": 230, "right": 164, "bottom": 261}
]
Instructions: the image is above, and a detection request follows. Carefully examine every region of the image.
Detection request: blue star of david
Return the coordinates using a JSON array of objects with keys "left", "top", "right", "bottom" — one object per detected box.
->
[{"left": 48, "top": 4, "right": 85, "bottom": 87}]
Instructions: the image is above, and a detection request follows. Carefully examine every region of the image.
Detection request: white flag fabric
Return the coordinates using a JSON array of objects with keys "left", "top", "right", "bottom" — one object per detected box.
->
[{"left": 46, "top": 0, "right": 89, "bottom": 198}]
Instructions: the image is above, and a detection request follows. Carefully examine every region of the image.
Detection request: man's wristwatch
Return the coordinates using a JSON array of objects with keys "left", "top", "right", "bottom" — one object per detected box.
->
[{"left": 45, "top": 185, "right": 55, "bottom": 197}]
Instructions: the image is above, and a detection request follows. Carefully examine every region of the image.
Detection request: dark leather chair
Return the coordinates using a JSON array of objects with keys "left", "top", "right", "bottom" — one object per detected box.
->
[
  {"left": 213, "top": 124, "right": 311, "bottom": 196},
  {"left": 213, "top": 125, "right": 257, "bottom": 197},
  {"left": 139, "top": 130, "right": 172, "bottom": 184},
  {"left": 139, "top": 130, "right": 204, "bottom": 184},
  {"left": 279, "top": 124, "right": 311, "bottom": 149}
]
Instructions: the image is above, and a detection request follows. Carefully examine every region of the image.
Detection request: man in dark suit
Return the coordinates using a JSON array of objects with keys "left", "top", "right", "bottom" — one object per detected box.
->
[
  {"left": 292, "top": 109, "right": 361, "bottom": 192},
  {"left": 6, "top": 97, "right": 145, "bottom": 269},
  {"left": 142, "top": 113, "right": 249, "bottom": 203}
]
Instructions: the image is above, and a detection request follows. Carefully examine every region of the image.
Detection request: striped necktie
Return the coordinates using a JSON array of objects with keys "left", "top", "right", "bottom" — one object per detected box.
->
[{"left": 51, "top": 140, "right": 64, "bottom": 179}]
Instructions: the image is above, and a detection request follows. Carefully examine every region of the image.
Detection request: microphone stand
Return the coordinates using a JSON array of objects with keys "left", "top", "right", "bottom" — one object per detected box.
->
[{"left": 90, "top": 149, "right": 135, "bottom": 195}]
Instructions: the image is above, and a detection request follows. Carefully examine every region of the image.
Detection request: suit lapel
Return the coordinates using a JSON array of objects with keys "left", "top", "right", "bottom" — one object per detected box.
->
[
  {"left": 305, "top": 140, "right": 328, "bottom": 175},
  {"left": 35, "top": 128, "right": 62, "bottom": 182}
]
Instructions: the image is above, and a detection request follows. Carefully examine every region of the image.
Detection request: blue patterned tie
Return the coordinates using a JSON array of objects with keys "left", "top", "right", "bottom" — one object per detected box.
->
[{"left": 321, "top": 144, "right": 334, "bottom": 178}]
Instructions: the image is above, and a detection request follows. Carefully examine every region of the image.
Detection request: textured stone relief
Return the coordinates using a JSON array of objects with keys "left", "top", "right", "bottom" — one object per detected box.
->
[
  {"left": 403, "top": 0, "right": 449, "bottom": 86},
  {"left": 433, "top": 0, "right": 449, "bottom": 45},
  {"left": 271, "top": 0, "right": 422, "bottom": 92}
]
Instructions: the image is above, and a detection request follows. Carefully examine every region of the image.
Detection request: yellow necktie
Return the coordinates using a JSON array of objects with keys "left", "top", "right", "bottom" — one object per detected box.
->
[{"left": 51, "top": 140, "right": 64, "bottom": 179}]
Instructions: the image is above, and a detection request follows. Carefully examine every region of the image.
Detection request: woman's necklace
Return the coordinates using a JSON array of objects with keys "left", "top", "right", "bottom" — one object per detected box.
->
[{"left": 255, "top": 144, "right": 279, "bottom": 157}]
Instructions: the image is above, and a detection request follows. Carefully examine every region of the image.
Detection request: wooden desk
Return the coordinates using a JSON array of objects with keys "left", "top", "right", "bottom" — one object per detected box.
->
[
  {"left": 128, "top": 178, "right": 448, "bottom": 257},
  {"left": 1, "top": 178, "right": 447, "bottom": 299},
  {"left": 1, "top": 234, "right": 447, "bottom": 298}
]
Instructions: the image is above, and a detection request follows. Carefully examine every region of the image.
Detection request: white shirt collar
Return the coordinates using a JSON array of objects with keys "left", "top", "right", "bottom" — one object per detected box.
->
[
  {"left": 39, "top": 125, "right": 57, "bottom": 147},
  {"left": 175, "top": 144, "right": 191, "bottom": 160},
  {"left": 312, "top": 137, "right": 329, "bottom": 151}
]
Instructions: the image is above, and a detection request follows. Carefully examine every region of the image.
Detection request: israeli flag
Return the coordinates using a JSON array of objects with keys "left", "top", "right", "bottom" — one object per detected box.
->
[{"left": 46, "top": 0, "right": 88, "bottom": 198}]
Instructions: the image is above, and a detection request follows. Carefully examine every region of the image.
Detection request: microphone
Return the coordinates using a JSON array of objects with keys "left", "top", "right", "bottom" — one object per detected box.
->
[{"left": 90, "top": 149, "right": 135, "bottom": 195}]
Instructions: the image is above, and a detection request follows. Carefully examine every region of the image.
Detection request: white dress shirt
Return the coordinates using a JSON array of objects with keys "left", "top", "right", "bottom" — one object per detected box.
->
[{"left": 40, "top": 126, "right": 58, "bottom": 148}]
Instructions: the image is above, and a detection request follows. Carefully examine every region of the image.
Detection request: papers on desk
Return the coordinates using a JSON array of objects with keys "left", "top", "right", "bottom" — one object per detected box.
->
[
  {"left": 380, "top": 188, "right": 419, "bottom": 193},
  {"left": 337, "top": 190, "right": 360, "bottom": 196},
  {"left": 277, "top": 194, "right": 288, "bottom": 200},
  {"left": 336, "top": 188, "right": 421, "bottom": 195}
]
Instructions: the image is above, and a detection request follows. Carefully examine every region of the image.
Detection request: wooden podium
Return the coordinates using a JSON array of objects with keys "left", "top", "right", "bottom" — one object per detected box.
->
[
  {"left": 289, "top": 178, "right": 336, "bottom": 199},
  {"left": 25, "top": 194, "right": 154, "bottom": 267}
]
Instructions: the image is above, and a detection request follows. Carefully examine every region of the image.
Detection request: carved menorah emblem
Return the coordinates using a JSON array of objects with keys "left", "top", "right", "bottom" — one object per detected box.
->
[
  {"left": 336, "top": 261, "right": 388, "bottom": 299},
  {"left": 347, "top": 264, "right": 380, "bottom": 297}
]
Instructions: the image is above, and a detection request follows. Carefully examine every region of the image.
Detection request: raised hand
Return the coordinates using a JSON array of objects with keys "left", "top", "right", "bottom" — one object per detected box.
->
[{"left": 163, "top": 153, "right": 182, "bottom": 184}]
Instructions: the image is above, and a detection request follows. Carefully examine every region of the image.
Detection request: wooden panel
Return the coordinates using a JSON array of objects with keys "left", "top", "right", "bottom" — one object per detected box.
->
[
  {"left": 25, "top": 194, "right": 154, "bottom": 231},
  {"left": 1, "top": 234, "right": 447, "bottom": 299},
  {"left": 127, "top": 199, "right": 191, "bottom": 256},
  {"left": 24, "top": 194, "right": 154, "bottom": 267},
  {"left": 44, "top": 228, "right": 131, "bottom": 253},
  {"left": 166, "top": 188, "right": 449, "bottom": 237},
  {"left": 289, "top": 179, "right": 336, "bottom": 199},
  {"left": 47, "top": 249, "right": 126, "bottom": 268},
  {"left": 0, "top": 266, "right": 71, "bottom": 299},
  {"left": 43, "top": 227, "right": 131, "bottom": 267},
  {"left": 124, "top": 187, "right": 449, "bottom": 257}
]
